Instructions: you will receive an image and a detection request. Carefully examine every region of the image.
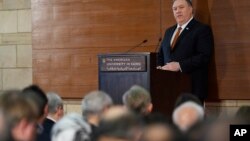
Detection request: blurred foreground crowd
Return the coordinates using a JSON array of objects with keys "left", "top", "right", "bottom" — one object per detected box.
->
[{"left": 0, "top": 85, "right": 249, "bottom": 141}]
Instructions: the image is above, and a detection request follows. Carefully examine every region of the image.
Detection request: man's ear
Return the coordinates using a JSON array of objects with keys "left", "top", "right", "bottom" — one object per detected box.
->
[
  {"left": 147, "top": 103, "right": 153, "bottom": 113},
  {"left": 44, "top": 104, "right": 49, "bottom": 116}
]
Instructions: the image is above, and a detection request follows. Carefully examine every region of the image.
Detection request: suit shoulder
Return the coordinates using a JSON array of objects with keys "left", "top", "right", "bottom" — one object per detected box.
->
[{"left": 164, "top": 25, "right": 177, "bottom": 35}]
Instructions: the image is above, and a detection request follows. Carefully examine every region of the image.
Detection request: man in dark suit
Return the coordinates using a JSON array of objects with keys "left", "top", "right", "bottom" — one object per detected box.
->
[
  {"left": 157, "top": 0, "right": 214, "bottom": 103},
  {"left": 37, "top": 92, "right": 64, "bottom": 141}
]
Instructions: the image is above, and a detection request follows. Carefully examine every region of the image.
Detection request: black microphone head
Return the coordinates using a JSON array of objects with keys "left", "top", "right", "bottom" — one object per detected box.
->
[{"left": 143, "top": 39, "right": 148, "bottom": 43}]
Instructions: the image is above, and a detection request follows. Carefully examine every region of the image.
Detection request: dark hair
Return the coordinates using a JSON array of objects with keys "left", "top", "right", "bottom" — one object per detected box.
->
[
  {"left": 173, "top": 0, "right": 193, "bottom": 7},
  {"left": 0, "top": 90, "right": 38, "bottom": 125},
  {"left": 174, "top": 93, "right": 202, "bottom": 108},
  {"left": 21, "top": 85, "right": 48, "bottom": 118}
]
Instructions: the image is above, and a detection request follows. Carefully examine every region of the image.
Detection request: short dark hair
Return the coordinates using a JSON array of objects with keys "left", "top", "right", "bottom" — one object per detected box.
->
[
  {"left": 21, "top": 85, "right": 48, "bottom": 118},
  {"left": 174, "top": 93, "right": 202, "bottom": 108},
  {"left": 173, "top": 0, "right": 193, "bottom": 7}
]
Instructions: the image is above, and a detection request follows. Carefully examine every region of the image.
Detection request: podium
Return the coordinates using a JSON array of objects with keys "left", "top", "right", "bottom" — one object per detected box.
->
[{"left": 98, "top": 52, "right": 191, "bottom": 116}]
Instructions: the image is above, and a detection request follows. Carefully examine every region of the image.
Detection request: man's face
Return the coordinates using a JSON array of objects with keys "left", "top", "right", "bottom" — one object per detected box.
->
[{"left": 172, "top": 0, "right": 193, "bottom": 25}]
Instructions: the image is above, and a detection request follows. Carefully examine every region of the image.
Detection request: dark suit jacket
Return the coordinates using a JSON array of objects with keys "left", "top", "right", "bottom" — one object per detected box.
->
[
  {"left": 37, "top": 118, "right": 55, "bottom": 141},
  {"left": 157, "top": 18, "right": 214, "bottom": 99}
]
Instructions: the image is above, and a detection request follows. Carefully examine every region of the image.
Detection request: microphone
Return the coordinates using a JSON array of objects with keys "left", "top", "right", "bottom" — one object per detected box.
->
[
  {"left": 126, "top": 39, "right": 148, "bottom": 53},
  {"left": 155, "top": 38, "right": 162, "bottom": 69},
  {"left": 154, "top": 37, "right": 162, "bottom": 52}
]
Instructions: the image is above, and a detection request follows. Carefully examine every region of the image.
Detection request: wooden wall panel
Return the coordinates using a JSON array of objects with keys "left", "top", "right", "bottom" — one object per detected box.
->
[
  {"left": 33, "top": 0, "right": 250, "bottom": 99},
  {"left": 208, "top": 0, "right": 250, "bottom": 99},
  {"left": 32, "top": 0, "right": 161, "bottom": 98}
]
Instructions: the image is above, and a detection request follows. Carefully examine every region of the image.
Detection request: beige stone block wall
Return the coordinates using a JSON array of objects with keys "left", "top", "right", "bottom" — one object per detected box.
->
[
  {"left": 205, "top": 100, "right": 250, "bottom": 118},
  {"left": 0, "top": 0, "right": 31, "bottom": 91},
  {"left": 3, "top": 68, "right": 32, "bottom": 89},
  {"left": 0, "top": 0, "right": 3, "bottom": 10},
  {"left": 2, "top": 33, "right": 31, "bottom": 45},
  {"left": 64, "top": 100, "right": 82, "bottom": 114},
  {"left": 0, "top": 45, "right": 16, "bottom": 68},
  {"left": 17, "top": 45, "right": 32, "bottom": 67},
  {"left": 18, "top": 10, "right": 31, "bottom": 32},
  {"left": 0, "top": 11, "right": 17, "bottom": 33},
  {"left": 237, "top": 100, "right": 250, "bottom": 106},
  {"left": 3, "top": 0, "right": 30, "bottom": 10}
]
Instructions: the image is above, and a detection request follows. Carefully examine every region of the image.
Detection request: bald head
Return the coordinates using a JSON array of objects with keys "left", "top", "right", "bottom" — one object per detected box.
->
[{"left": 172, "top": 101, "right": 204, "bottom": 132}]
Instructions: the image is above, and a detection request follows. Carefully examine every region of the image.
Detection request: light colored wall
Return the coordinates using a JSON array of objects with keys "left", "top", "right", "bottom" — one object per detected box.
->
[{"left": 0, "top": 0, "right": 32, "bottom": 91}]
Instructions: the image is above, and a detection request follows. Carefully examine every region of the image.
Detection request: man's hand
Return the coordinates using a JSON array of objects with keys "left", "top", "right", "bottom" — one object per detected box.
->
[{"left": 161, "top": 62, "right": 180, "bottom": 72}]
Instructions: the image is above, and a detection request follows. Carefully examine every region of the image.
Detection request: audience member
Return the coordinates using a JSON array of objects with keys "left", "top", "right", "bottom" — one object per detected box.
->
[
  {"left": 96, "top": 107, "right": 142, "bottom": 141},
  {"left": 234, "top": 106, "right": 250, "bottom": 124},
  {"left": 81, "top": 90, "right": 113, "bottom": 137},
  {"left": 174, "top": 93, "right": 203, "bottom": 108},
  {"left": 141, "top": 113, "right": 181, "bottom": 141},
  {"left": 51, "top": 113, "right": 91, "bottom": 141},
  {"left": 122, "top": 85, "right": 153, "bottom": 116},
  {"left": 203, "top": 119, "right": 233, "bottom": 141},
  {"left": 172, "top": 101, "right": 204, "bottom": 132},
  {"left": 0, "top": 90, "right": 38, "bottom": 141},
  {"left": 38, "top": 92, "right": 64, "bottom": 141},
  {"left": 0, "top": 108, "right": 12, "bottom": 141},
  {"left": 21, "top": 85, "right": 49, "bottom": 139}
]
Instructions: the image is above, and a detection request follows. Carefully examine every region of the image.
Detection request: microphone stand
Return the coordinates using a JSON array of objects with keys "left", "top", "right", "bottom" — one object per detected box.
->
[
  {"left": 154, "top": 38, "right": 162, "bottom": 53},
  {"left": 125, "top": 39, "right": 148, "bottom": 53}
]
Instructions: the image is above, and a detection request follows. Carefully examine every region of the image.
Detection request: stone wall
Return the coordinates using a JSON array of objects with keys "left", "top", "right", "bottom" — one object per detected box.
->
[{"left": 0, "top": 0, "right": 32, "bottom": 91}]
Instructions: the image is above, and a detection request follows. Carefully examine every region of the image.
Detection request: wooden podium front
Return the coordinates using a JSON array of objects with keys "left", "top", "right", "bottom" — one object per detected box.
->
[{"left": 98, "top": 52, "right": 191, "bottom": 116}]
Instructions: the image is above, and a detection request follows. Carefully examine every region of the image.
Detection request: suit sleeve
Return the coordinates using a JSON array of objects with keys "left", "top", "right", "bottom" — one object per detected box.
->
[
  {"left": 179, "top": 25, "right": 214, "bottom": 73},
  {"left": 157, "top": 30, "right": 173, "bottom": 66},
  {"left": 157, "top": 44, "right": 164, "bottom": 66}
]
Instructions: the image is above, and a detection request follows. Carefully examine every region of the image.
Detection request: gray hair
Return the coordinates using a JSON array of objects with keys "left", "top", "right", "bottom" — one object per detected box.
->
[
  {"left": 122, "top": 85, "right": 151, "bottom": 114},
  {"left": 172, "top": 101, "right": 204, "bottom": 132},
  {"left": 81, "top": 91, "right": 113, "bottom": 116},
  {"left": 47, "top": 92, "right": 63, "bottom": 114},
  {"left": 51, "top": 113, "right": 91, "bottom": 141}
]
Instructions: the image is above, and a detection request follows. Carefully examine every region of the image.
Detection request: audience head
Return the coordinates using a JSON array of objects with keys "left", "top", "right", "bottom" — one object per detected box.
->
[
  {"left": 175, "top": 93, "right": 203, "bottom": 108},
  {"left": 81, "top": 90, "right": 113, "bottom": 125},
  {"left": 51, "top": 113, "right": 91, "bottom": 141},
  {"left": 172, "top": 0, "right": 193, "bottom": 26},
  {"left": 203, "top": 119, "right": 233, "bottom": 141},
  {"left": 234, "top": 106, "right": 250, "bottom": 124},
  {"left": 96, "top": 108, "right": 142, "bottom": 141},
  {"left": 101, "top": 106, "right": 130, "bottom": 121},
  {"left": 141, "top": 113, "right": 180, "bottom": 141},
  {"left": 21, "top": 85, "right": 48, "bottom": 123},
  {"left": 0, "top": 90, "right": 38, "bottom": 141},
  {"left": 0, "top": 109, "right": 12, "bottom": 141},
  {"left": 81, "top": 90, "right": 113, "bottom": 115},
  {"left": 47, "top": 92, "right": 64, "bottom": 121},
  {"left": 172, "top": 101, "right": 204, "bottom": 132},
  {"left": 122, "top": 85, "right": 153, "bottom": 115}
]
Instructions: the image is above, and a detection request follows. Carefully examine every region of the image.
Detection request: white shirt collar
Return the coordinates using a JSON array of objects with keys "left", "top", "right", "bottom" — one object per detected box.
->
[
  {"left": 178, "top": 16, "right": 193, "bottom": 30},
  {"left": 47, "top": 116, "right": 57, "bottom": 122}
]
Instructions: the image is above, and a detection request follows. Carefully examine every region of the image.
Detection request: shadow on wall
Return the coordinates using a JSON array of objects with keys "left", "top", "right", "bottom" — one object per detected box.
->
[
  {"left": 207, "top": 0, "right": 249, "bottom": 100},
  {"left": 193, "top": 0, "right": 219, "bottom": 101}
]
